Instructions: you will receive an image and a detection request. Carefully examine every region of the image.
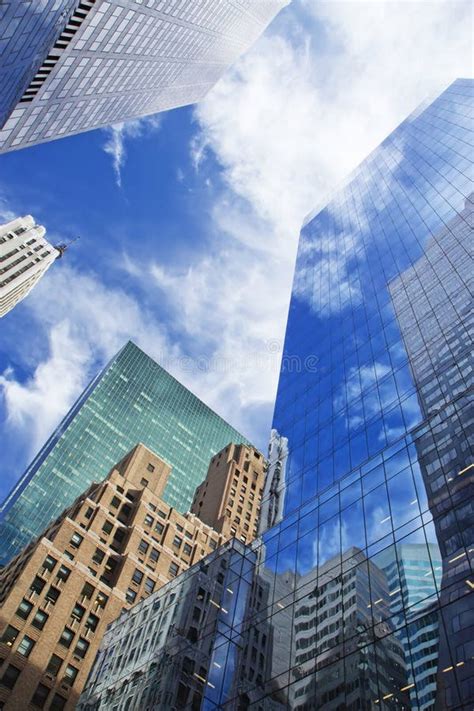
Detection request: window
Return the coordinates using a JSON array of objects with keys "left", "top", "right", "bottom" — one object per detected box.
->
[
  {"left": 102, "top": 520, "right": 113, "bottom": 535},
  {"left": 154, "top": 522, "right": 164, "bottom": 535},
  {"left": 140, "top": 478, "right": 149, "bottom": 487},
  {"left": 32, "top": 610, "right": 49, "bottom": 630},
  {"left": 45, "top": 586, "right": 60, "bottom": 604},
  {"left": 1, "top": 625, "right": 19, "bottom": 646},
  {"left": 138, "top": 539, "right": 149, "bottom": 554},
  {"left": 50, "top": 695, "right": 67, "bottom": 711},
  {"left": 59, "top": 627, "right": 74, "bottom": 648},
  {"left": 149, "top": 548, "right": 160, "bottom": 562},
  {"left": 184, "top": 530, "right": 193, "bottom": 540},
  {"left": 15, "top": 599, "right": 33, "bottom": 620},
  {"left": 46, "top": 654, "right": 63, "bottom": 676},
  {"left": 81, "top": 582, "right": 95, "bottom": 599},
  {"left": 209, "top": 540, "right": 217, "bottom": 550},
  {"left": 92, "top": 548, "right": 105, "bottom": 564},
  {"left": 183, "top": 543, "right": 192, "bottom": 556},
  {"left": 176, "top": 524, "right": 184, "bottom": 532},
  {"left": 64, "top": 550, "right": 74, "bottom": 561},
  {"left": 63, "top": 665, "right": 79, "bottom": 686},
  {"left": 84, "top": 506, "right": 94, "bottom": 519},
  {"left": 73, "top": 637, "right": 89, "bottom": 659},
  {"left": 70, "top": 532, "right": 83, "bottom": 549},
  {"left": 56, "top": 565, "right": 71, "bottom": 582},
  {"left": 42, "top": 555, "right": 57, "bottom": 572},
  {"left": 30, "top": 576, "right": 46, "bottom": 595},
  {"left": 31, "top": 683, "right": 50, "bottom": 708},
  {"left": 96, "top": 592, "right": 108, "bottom": 608},
  {"left": 144, "top": 514, "right": 154, "bottom": 527},
  {"left": 168, "top": 562, "right": 179, "bottom": 578},
  {"left": 125, "top": 589, "right": 137, "bottom": 604},
  {"left": 71, "top": 603, "right": 85, "bottom": 621},
  {"left": 172, "top": 536, "right": 182, "bottom": 548},
  {"left": 85, "top": 613, "right": 99, "bottom": 632},
  {"left": 1, "top": 664, "right": 21, "bottom": 690},
  {"left": 110, "top": 496, "right": 121, "bottom": 508},
  {"left": 144, "top": 578, "right": 155, "bottom": 594},
  {"left": 17, "top": 635, "right": 35, "bottom": 657},
  {"left": 132, "top": 569, "right": 144, "bottom": 585},
  {"left": 157, "top": 509, "right": 167, "bottom": 519},
  {"left": 147, "top": 463, "right": 155, "bottom": 472}
]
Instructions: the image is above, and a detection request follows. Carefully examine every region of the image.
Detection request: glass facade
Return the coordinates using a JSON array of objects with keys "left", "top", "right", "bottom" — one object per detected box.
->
[
  {"left": 0, "top": 0, "right": 287, "bottom": 153},
  {"left": 0, "top": 340, "right": 249, "bottom": 565},
  {"left": 79, "top": 79, "right": 473, "bottom": 710}
]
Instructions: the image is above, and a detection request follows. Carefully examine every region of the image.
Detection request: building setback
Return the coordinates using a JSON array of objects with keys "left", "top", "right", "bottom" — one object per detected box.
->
[
  {"left": 190, "top": 442, "right": 266, "bottom": 545},
  {"left": 0, "top": 442, "right": 248, "bottom": 710},
  {"left": 0, "top": 215, "right": 62, "bottom": 318},
  {"left": 0, "top": 340, "right": 250, "bottom": 565},
  {"left": 0, "top": 0, "right": 288, "bottom": 154}
]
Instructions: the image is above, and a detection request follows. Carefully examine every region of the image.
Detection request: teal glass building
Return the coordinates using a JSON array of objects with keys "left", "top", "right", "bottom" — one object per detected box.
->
[
  {"left": 79, "top": 79, "right": 473, "bottom": 711},
  {"left": 0, "top": 341, "right": 249, "bottom": 565}
]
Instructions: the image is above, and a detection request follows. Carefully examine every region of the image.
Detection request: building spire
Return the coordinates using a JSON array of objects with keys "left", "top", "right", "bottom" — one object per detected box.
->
[{"left": 54, "top": 235, "right": 80, "bottom": 258}]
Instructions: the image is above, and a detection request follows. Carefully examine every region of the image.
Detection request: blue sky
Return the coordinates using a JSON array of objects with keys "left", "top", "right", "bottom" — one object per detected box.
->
[{"left": 0, "top": 0, "right": 472, "bottom": 500}]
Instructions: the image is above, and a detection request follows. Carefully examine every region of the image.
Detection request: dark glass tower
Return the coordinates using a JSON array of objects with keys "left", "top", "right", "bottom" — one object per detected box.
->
[
  {"left": 78, "top": 79, "right": 473, "bottom": 711},
  {"left": 0, "top": 341, "right": 249, "bottom": 565}
]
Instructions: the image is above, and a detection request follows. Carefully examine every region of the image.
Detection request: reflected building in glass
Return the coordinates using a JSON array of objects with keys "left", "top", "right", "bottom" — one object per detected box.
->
[
  {"left": 79, "top": 79, "right": 473, "bottom": 710},
  {"left": 0, "top": 341, "right": 249, "bottom": 566}
]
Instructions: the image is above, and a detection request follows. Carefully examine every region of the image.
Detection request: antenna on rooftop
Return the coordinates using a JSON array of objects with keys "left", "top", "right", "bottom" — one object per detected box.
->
[{"left": 54, "top": 235, "right": 80, "bottom": 258}]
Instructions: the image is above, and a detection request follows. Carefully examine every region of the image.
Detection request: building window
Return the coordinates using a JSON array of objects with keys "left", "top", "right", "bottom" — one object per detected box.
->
[
  {"left": 73, "top": 637, "right": 89, "bottom": 659},
  {"left": 17, "top": 635, "right": 35, "bottom": 658},
  {"left": 172, "top": 535, "right": 182, "bottom": 548},
  {"left": 110, "top": 496, "right": 121, "bottom": 508},
  {"left": 42, "top": 555, "right": 57, "bottom": 572},
  {"left": 59, "top": 627, "right": 74, "bottom": 649},
  {"left": 125, "top": 589, "right": 137, "bottom": 604},
  {"left": 209, "top": 540, "right": 217, "bottom": 550},
  {"left": 32, "top": 610, "right": 49, "bottom": 630},
  {"left": 96, "top": 592, "right": 108, "bottom": 608},
  {"left": 1, "top": 625, "right": 19, "bottom": 646},
  {"left": 71, "top": 603, "right": 85, "bottom": 621},
  {"left": 157, "top": 509, "right": 167, "bottom": 519},
  {"left": 84, "top": 506, "right": 94, "bottom": 519},
  {"left": 138, "top": 539, "right": 149, "bottom": 554},
  {"left": 63, "top": 665, "right": 78, "bottom": 687},
  {"left": 81, "top": 582, "right": 95, "bottom": 599},
  {"left": 144, "top": 578, "right": 155, "bottom": 594},
  {"left": 31, "top": 682, "right": 50, "bottom": 708},
  {"left": 15, "top": 599, "right": 33, "bottom": 620},
  {"left": 149, "top": 548, "right": 160, "bottom": 562},
  {"left": 169, "top": 562, "right": 179, "bottom": 578},
  {"left": 50, "top": 694, "right": 67, "bottom": 711},
  {"left": 147, "top": 463, "right": 155, "bottom": 472},
  {"left": 46, "top": 654, "right": 63, "bottom": 677},
  {"left": 70, "top": 532, "right": 83, "bottom": 549},
  {"left": 132, "top": 569, "right": 144, "bottom": 585},
  {"left": 154, "top": 522, "right": 164, "bottom": 535},
  {"left": 1, "top": 664, "right": 21, "bottom": 690},
  {"left": 30, "top": 576, "right": 46, "bottom": 595},
  {"left": 92, "top": 547, "right": 105, "bottom": 564},
  {"left": 184, "top": 530, "right": 193, "bottom": 540},
  {"left": 85, "top": 613, "right": 99, "bottom": 632},
  {"left": 183, "top": 543, "right": 192, "bottom": 556},
  {"left": 144, "top": 514, "right": 154, "bottom": 527},
  {"left": 102, "top": 520, "right": 113, "bottom": 535},
  {"left": 45, "top": 586, "right": 60, "bottom": 605},
  {"left": 56, "top": 565, "right": 71, "bottom": 582}
]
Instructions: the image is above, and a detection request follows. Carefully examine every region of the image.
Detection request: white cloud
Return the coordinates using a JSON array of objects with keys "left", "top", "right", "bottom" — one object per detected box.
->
[{"left": 103, "top": 115, "right": 161, "bottom": 188}]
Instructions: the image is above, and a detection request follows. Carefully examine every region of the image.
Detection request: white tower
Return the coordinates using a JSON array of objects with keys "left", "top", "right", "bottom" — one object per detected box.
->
[{"left": 0, "top": 215, "right": 61, "bottom": 317}]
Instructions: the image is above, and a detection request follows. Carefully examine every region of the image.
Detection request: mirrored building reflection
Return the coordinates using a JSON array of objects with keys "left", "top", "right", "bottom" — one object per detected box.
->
[{"left": 79, "top": 78, "right": 473, "bottom": 710}]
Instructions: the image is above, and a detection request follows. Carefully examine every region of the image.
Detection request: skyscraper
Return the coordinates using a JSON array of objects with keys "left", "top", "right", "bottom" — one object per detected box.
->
[
  {"left": 0, "top": 215, "right": 63, "bottom": 317},
  {"left": 0, "top": 341, "right": 250, "bottom": 565},
  {"left": 0, "top": 0, "right": 288, "bottom": 154},
  {"left": 81, "top": 78, "right": 473, "bottom": 710}
]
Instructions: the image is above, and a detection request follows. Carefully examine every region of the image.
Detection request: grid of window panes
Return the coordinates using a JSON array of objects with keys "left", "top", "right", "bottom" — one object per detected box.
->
[
  {"left": 77, "top": 79, "right": 473, "bottom": 711},
  {"left": 0, "top": 0, "right": 287, "bottom": 153},
  {"left": 0, "top": 340, "right": 249, "bottom": 565}
]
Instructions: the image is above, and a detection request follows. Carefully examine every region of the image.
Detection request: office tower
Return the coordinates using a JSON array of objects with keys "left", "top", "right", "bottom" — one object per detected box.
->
[
  {"left": 0, "top": 215, "right": 63, "bottom": 317},
  {"left": 0, "top": 340, "right": 249, "bottom": 565},
  {"left": 258, "top": 429, "right": 288, "bottom": 534},
  {"left": 78, "top": 538, "right": 255, "bottom": 711},
  {"left": 0, "top": 0, "right": 288, "bottom": 154},
  {"left": 80, "top": 78, "right": 473, "bottom": 711},
  {"left": 0, "top": 443, "right": 234, "bottom": 711},
  {"left": 190, "top": 443, "right": 266, "bottom": 545}
]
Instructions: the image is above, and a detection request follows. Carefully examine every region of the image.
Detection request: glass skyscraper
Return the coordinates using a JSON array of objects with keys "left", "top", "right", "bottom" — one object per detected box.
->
[
  {"left": 0, "top": 340, "right": 249, "bottom": 565},
  {"left": 0, "top": 0, "right": 287, "bottom": 154},
  {"left": 80, "top": 79, "right": 473, "bottom": 710}
]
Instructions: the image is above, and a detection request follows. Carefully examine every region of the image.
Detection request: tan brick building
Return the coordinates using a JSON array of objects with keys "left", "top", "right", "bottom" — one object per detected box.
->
[
  {"left": 190, "top": 443, "right": 266, "bottom": 544},
  {"left": 0, "top": 442, "right": 255, "bottom": 711}
]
